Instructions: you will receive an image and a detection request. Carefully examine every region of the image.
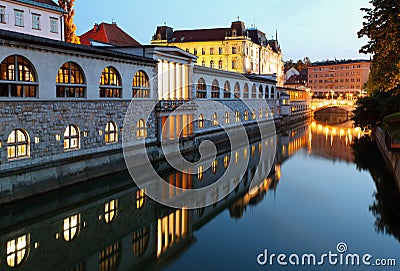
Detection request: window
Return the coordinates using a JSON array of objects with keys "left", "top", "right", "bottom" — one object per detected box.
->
[
  {"left": 225, "top": 112, "right": 230, "bottom": 124},
  {"left": 15, "top": 10, "right": 24, "bottom": 27},
  {"left": 252, "top": 110, "right": 256, "bottom": 120},
  {"left": 133, "top": 70, "right": 150, "bottom": 98},
  {"left": 0, "top": 55, "right": 37, "bottom": 97},
  {"left": 56, "top": 62, "right": 86, "bottom": 98},
  {"left": 232, "top": 29, "right": 237, "bottom": 37},
  {"left": 136, "top": 119, "right": 147, "bottom": 139},
  {"left": 252, "top": 84, "right": 257, "bottom": 98},
  {"left": 105, "top": 121, "right": 118, "bottom": 143},
  {"left": 210, "top": 60, "right": 214, "bottom": 69},
  {"left": 63, "top": 214, "right": 80, "bottom": 242},
  {"left": 132, "top": 226, "right": 150, "bottom": 257},
  {"left": 104, "top": 199, "right": 117, "bottom": 223},
  {"left": 211, "top": 79, "right": 220, "bottom": 98},
  {"left": 235, "top": 111, "right": 240, "bottom": 122},
  {"left": 259, "top": 85, "right": 263, "bottom": 98},
  {"left": 6, "top": 235, "right": 29, "bottom": 267},
  {"left": 136, "top": 189, "right": 146, "bottom": 209},
  {"left": 212, "top": 113, "right": 218, "bottom": 126},
  {"left": 198, "top": 114, "right": 205, "bottom": 128},
  {"left": 210, "top": 48, "right": 214, "bottom": 55},
  {"left": 64, "top": 125, "right": 80, "bottom": 150},
  {"left": 7, "top": 129, "right": 29, "bottom": 159},
  {"left": 243, "top": 83, "right": 249, "bottom": 98},
  {"left": 265, "top": 86, "right": 269, "bottom": 99},
  {"left": 197, "top": 166, "right": 203, "bottom": 180},
  {"left": 100, "top": 67, "right": 122, "bottom": 98},
  {"left": 219, "top": 47, "right": 223, "bottom": 55},
  {"left": 232, "top": 60, "right": 236, "bottom": 69},
  {"left": 201, "top": 48, "right": 205, "bottom": 55},
  {"left": 201, "top": 60, "right": 205, "bottom": 67},
  {"left": 218, "top": 60, "right": 223, "bottom": 69},
  {"left": 244, "top": 110, "right": 249, "bottom": 121},
  {"left": 196, "top": 78, "right": 207, "bottom": 98},
  {"left": 232, "top": 47, "right": 237, "bottom": 54},
  {"left": 32, "top": 13, "right": 40, "bottom": 30},
  {"left": 193, "top": 48, "right": 197, "bottom": 55},
  {"left": 50, "top": 17, "right": 58, "bottom": 33},
  {"left": 224, "top": 155, "right": 230, "bottom": 168},
  {"left": 0, "top": 6, "right": 6, "bottom": 23},
  {"left": 99, "top": 242, "right": 121, "bottom": 271},
  {"left": 224, "top": 81, "right": 231, "bottom": 99},
  {"left": 271, "top": 86, "right": 275, "bottom": 99},
  {"left": 212, "top": 160, "right": 218, "bottom": 174},
  {"left": 259, "top": 108, "right": 263, "bottom": 119},
  {"left": 234, "top": 82, "right": 240, "bottom": 98}
]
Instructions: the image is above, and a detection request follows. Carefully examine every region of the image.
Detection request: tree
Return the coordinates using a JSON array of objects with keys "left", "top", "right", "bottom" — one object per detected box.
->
[
  {"left": 58, "top": 0, "right": 80, "bottom": 44},
  {"left": 358, "top": 0, "right": 400, "bottom": 95}
]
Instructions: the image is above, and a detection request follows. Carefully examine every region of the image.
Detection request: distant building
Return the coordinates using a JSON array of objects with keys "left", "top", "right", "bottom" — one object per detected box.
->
[
  {"left": 79, "top": 22, "right": 141, "bottom": 46},
  {"left": 284, "top": 67, "right": 299, "bottom": 82},
  {"left": 151, "top": 20, "right": 285, "bottom": 86},
  {"left": 0, "top": 0, "right": 65, "bottom": 40},
  {"left": 284, "top": 68, "right": 308, "bottom": 90},
  {"left": 308, "top": 60, "right": 370, "bottom": 98}
]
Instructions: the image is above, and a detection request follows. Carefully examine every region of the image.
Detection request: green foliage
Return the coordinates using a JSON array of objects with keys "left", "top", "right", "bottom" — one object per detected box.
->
[
  {"left": 284, "top": 57, "right": 311, "bottom": 71},
  {"left": 382, "top": 113, "right": 400, "bottom": 140},
  {"left": 352, "top": 97, "right": 382, "bottom": 130},
  {"left": 358, "top": 0, "right": 400, "bottom": 94}
]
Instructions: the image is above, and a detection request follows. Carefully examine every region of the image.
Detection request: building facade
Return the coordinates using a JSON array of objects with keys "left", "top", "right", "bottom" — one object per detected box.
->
[
  {"left": 307, "top": 60, "right": 370, "bottom": 98},
  {"left": 151, "top": 21, "right": 285, "bottom": 86},
  {"left": 0, "top": 0, "right": 65, "bottom": 41}
]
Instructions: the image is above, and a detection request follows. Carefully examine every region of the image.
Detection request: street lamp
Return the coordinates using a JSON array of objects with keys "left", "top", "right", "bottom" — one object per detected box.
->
[{"left": 330, "top": 90, "right": 334, "bottom": 103}]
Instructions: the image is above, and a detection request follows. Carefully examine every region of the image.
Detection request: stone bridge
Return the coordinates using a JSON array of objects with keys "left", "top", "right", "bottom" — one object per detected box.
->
[{"left": 310, "top": 99, "right": 355, "bottom": 113}]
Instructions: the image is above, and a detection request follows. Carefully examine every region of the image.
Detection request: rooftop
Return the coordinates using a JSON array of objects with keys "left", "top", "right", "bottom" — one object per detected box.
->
[
  {"left": 15, "top": 0, "right": 65, "bottom": 13},
  {"left": 310, "top": 59, "right": 371, "bottom": 67}
]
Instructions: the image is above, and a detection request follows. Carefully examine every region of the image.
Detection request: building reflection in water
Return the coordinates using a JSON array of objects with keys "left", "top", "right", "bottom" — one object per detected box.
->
[{"left": 0, "top": 118, "right": 378, "bottom": 271}]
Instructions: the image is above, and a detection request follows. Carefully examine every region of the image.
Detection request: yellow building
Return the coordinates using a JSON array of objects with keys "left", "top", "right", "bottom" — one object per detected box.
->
[{"left": 151, "top": 21, "right": 284, "bottom": 86}]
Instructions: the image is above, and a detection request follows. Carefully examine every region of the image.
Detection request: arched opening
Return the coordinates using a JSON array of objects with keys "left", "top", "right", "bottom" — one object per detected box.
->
[
  {"left": 133, "top": 70, "right": 150, "bottom": 98},
  {"left": 99, "top": 66, "right": 122, "bottom": 98},
  {"left": 56, "top": 62, "right": 86, "bottom": 98}
]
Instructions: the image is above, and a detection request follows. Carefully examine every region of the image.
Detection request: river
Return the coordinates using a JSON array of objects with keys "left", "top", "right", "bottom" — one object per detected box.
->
[{"left": 0, "top": 116, "right": 399, "bottom": 271}]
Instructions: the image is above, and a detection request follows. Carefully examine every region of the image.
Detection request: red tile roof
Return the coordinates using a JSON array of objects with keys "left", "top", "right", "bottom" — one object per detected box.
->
[
  {"left": 79, "top": 23, "right": 141, "bottom": 47},
  {"left": 171, "top": 28, "right": 231, "bottom": 42}
]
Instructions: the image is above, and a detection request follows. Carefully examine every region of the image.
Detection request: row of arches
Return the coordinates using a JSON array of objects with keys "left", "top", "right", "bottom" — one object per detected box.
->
[
  {"left": 5, "top": 120, "right": 147, "bottom": 160},
  {"left": 0, "top": 55, "right": 151, "bottom": 99},
  {"left": 198, "top": 108, "right": 275, "bottom": 128},
  {"left": 196, "top": 77, "right": 276, "bottom": 100}
]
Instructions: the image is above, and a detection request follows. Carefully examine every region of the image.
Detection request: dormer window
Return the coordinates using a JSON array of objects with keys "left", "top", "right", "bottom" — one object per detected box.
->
[{"left": 232, "top": 29, "right": 237, "bottom": 37}]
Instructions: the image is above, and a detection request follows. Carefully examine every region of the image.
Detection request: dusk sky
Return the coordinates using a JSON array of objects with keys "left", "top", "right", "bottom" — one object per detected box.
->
[{"left": 74, "top": 0, "right": 372, "bottom": 62}]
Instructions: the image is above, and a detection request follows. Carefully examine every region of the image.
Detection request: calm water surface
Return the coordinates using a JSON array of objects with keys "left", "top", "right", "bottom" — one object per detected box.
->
[{"left": 1, "top": 118, "right": 399, "bottom": 271}]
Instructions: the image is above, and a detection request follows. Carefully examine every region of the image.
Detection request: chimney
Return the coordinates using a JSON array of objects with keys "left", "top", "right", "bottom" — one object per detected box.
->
[{"left": 93, "top": 23, "right": 99, "bottom": 32}]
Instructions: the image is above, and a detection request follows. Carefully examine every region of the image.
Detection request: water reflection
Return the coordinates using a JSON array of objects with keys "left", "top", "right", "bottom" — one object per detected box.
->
[{"left": 0, "top": 116, "right": 398, "bottom": 271}]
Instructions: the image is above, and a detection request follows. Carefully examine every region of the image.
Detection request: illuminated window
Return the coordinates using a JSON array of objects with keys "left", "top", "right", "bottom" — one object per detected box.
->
[
  {"left": 104, "top": 199, "right": 117, "bottom": 223},
  {"left": 224, "top": 81, "right": 231, "bottom": 99},
  {"left": 252, "top": 145, "right": 256, "bottom": 156},
  {"left": 136, "top": 189, "right": 146, "bottom": 209},
  {"left": 211, "top": 79, "right": 219, "bottom": 98},
  {"left": 6, "top": 234, "right": 29, "bottom": 267},
  {"left": 0, "top": 55, "right": 37, "bottom": 97},
  {"left": 136, "top": 119, "right": 147, "bottom": 139},
  {"left": 210, "top": 48, "right": 214, "bottom": 55},
  {"left": 105, "top": 121, "right": 118, "bottom": 143},
  {"left": 99, "top": 242, "right": 121, "bottom": 271},
  {"left": 235, "top": 151, "right": 239, "bottom": 163},
  {"left": 252, "top": 110, "right": 256, "bottom": 120},
  {"left": 64, "top": 125, "right": 80, "bottom": 150},
  {"left": 197, "top": 166, "right": 203, "bottom": 180},
  {"left": 132, "top": 70, "right": 150, "bottom": 98},
  {"left": 259, "top": 108, "right": 263, "bottom": 119},
  {"left": 224, "top": 155, "right": 230, "bottom": 168},
  {"left": 132, "top": 226, "right": 150, "bottom": 257},
  {"left": 234, "top": 82, "right": 240, "bottom": 98},
  {"left": 56, "top": 62, "right": 86, "bottom": 98},
  {"left": 7, "top": 129, "right": 29, "bottom": 159},
  {"left": 265, "top": 108, "right": 269, "bottom": 118},
  {"left": 99, "top": 66, "right": 122, "bottom": 98},
  {"left": 196, "top": 78, "right": 207, "bottom": 98},
  {"left": 225, "top": 112, "right": 230, "bottom": 124},
  {"left": 212, "top": 160, "right": 217, "bottom": 174},
  {"left": 235, "top": 111, "right": 240, "bottom": 122},
  {"left": 63, "top": 214, "right": 80, "bottom": 242},
  {"left": 244, "top": 110, "right": 249, "bottom": 121},
  {"left": 198, "top": 114, "right": 205, "bottom": 128},
  {"left": 212, "top": 113, "right": 218, "bottom": 126},
  {"left": 244, "top": 148, "right": 248, "bottom": 159}
]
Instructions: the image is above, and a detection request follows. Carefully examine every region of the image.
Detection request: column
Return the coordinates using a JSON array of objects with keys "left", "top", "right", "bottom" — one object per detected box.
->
[
  {"left": 158, "top": 61, "right": 163, "bottom": 100},
  {"left": 162, "top": 61, "right": 168, "bottom": 100},
  {"left": 170, "top": 62, "right": 176, "bottom": 100},
  {"left": 176, "top": 63, "right": 182, "bottom": 100},
  {"left": 181, "top": 64, "right": 187, "bottom": 100}
]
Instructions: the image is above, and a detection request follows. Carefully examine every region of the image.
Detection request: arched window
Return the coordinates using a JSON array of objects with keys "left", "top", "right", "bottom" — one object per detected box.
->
[
  {"left": 244, "top": 110, "right": 249, "bottom": 121},
  {"left": 99, "top": 66, "right": 122, "bottom": 98},
  {"left": 224, "top": 81, "right": 231, "bottom": 99},
  {"left": 136, "top": 119, "right": 147, "bottom": 139},
  {"left": 63, "top": 214, "right": 80, "bottom": 242},
  {"left": 104, "top": 199, "right": 117, "bottom": 223},
  {"left": 212, "top": 113, "right": 218, "bottom": 126},
  {"left": 99, "top": 242, "right": 121, "bottom": 271},
  {"left": 224, "top": 155, "right": 230, "bottom": 168},
  {"left": 266, "top": 108, "right": 270, "bottom": 118},
  {"left": 0, "top": 55, "right": 37, "bottom": 97},
  {"left": 212, "top": 160, "right": 217, "bottom": 174},
  {"left": 234, "top": 82, "right": 240, "bottom": 98},
  {"left": 210, "top": 60, "right": 214, "bottom": 69},
  {"left": 64, "top": 125, "right": 80, "bottom": 150},
  {"left": 271, "top": 86, "right": 275, "bottom": 99},
  {"left": 136, "top": 189, "right": 146, "bottom": 209},
  {"left": 196, "top": 78, "right": 207, "bottom": 98},
  {"left": 7, "top": 129, "right": 29, "bottom": 159},
  {"left": 252, "top": 84, "right": 257, "bottom": 98},
  {"left": 132, "top": 226, "right": 150, "bottom": 257},
  {"left": 235, "top": 111, "right": 240, "bottom": 122},
  {"left": 105, "top": 121, "right": 118, "bottom": 143},
  {"left": 243, "top": 83, "right": 249, "bottom": 99},
  {"left": 56, "top": 62, "right": 86, "bottom": 98},
  {"left": 133, "top": 70, "right": 150, "bottom": 98},
  {"left": 218, "top": 60, "right": 223, "bottom": 69},
  {"left": 197, "top": 166, "right": 204, "bottom": 180},
  {"left": 6, "top": 234, "right": 29, "bottom": 267},
  {"left": 259, "top": 108, "right": 263, "bottom": 119},
  {"left": 202, "top": 60, "right": 205, "bottom": 67},
  {"left": 252, "top": 110, "right": 256, "bottom": 120},
  {"left": 211, "top": 79, "right": 220, "bottom": 99},
  {"left": 225, "top": 112, "right": 230, "bottom": 124},
  {"left": 265, "top": 85, "right": 270, "bottom": 99},
  {"left": 198, "top": 114, "right": 205, "bottom": 128},
  {"left": 259, "top": 85, "right": 263, "bottom": 98}
]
